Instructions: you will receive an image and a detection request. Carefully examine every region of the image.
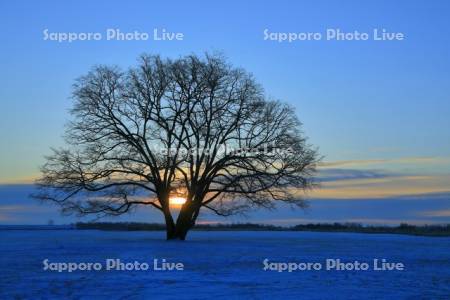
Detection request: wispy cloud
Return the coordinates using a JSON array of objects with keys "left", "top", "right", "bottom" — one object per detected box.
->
[
  {"left": 316, "top": 168, "right": 392, "bottom": 182},
  {"left": 308, "top": 156, "right": 450, "bottom": 199},
  {"left": 319, "top": 156, "right": 450, "bottom": 169},
  {"left": 0, "top": 205, "right": 30, "bottom": 212},
  {"left": 420, "top": 209, "right": 450, "bottom": 218},
  {"left": 0, "top": 205, "right": 30, "bottom": 222},
  {"left": 0, "top": 174, "right": 38, "bottom": 185},
  {"left": 304, "top": 175, "right": 450, "bottom": 199},
  {"left": 319, "top": 159, "right": 386, "bottom": 168}
]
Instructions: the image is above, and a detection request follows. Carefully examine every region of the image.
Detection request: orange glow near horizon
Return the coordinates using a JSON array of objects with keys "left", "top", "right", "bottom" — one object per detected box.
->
[{"left": 169, "top": 197, "right": 187, "bottom": 206}]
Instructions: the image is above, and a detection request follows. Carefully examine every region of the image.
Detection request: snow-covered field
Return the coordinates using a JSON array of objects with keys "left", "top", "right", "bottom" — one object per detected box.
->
[{"left": 1, "top": 230, "right": 449, "bottom": 299}]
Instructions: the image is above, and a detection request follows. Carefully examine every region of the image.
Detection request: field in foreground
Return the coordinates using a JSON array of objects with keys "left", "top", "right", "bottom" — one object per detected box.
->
[{"left": 0, "top": 230, "right": 449, "bottom": 299}]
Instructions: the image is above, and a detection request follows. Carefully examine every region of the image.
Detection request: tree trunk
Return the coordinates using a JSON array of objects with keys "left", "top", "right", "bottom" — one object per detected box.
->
[
  {"left": 166, "top": 222, "right": 190, "bottom": 240},
  {"left": 165, "top": 219, "right": 178, "bottom": 240},
  {"left": 166, "top": 224, "right": 189, "bottom": 240},
  {"left": 162, "top": 202, "right": 177, "bottom": 240},
  {"left": 166, "top": 203, "right": 198, "bottom": 240}
]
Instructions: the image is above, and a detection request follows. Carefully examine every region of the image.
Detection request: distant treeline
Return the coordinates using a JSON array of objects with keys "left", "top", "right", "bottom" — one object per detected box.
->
[
  {"left": 75, "top": 222, "right": 450, "bottom": 237},
  {"left": 0, "top": 225, "right": 75, "bottom": 230},
  {"left": 291, "top": 223, "right": 450, "bottom": 237},
  {"left": 75, "top": 222, "right": 281, "bottom": 231}
]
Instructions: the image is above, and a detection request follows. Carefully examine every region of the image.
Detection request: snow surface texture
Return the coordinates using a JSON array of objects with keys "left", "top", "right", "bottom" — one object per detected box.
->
[{"left": 1, "top": 230, "right": 449, "bottom": 299}]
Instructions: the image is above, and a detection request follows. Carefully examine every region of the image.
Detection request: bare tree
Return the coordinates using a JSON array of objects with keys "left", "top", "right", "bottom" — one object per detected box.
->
[{"left": 33, "top": 53, "right": 319, "bottom": 240}]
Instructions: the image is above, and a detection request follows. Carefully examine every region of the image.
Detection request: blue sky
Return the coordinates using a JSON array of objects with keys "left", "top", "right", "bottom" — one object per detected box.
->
[{"left": 0, "top": 0, "right": 449, "bottom": 224}]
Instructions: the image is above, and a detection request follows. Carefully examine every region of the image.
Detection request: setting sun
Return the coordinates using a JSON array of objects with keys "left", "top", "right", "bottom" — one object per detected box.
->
[{"left": 169, "top": 197, "right": 187, "bottom": 206}]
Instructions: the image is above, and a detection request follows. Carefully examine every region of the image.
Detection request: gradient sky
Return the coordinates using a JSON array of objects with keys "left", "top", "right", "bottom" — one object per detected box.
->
[{"left": 1, "top": 0, "right": 449, "bottom": 225}]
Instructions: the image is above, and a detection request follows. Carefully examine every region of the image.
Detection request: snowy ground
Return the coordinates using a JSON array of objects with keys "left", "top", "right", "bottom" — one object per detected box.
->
[{"left": 0, "top": 230, "right": 449, "bottom": 299}]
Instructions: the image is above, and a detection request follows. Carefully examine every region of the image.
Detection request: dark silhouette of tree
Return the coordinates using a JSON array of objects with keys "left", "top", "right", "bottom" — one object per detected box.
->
[{"left": 33, "top": 53, "right": 319, "bottom": 240}]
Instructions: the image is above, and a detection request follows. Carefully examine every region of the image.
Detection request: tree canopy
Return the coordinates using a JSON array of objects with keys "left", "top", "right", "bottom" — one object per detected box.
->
[{"left": 34, "top": 53, "right": 319, "bottom": 239}]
